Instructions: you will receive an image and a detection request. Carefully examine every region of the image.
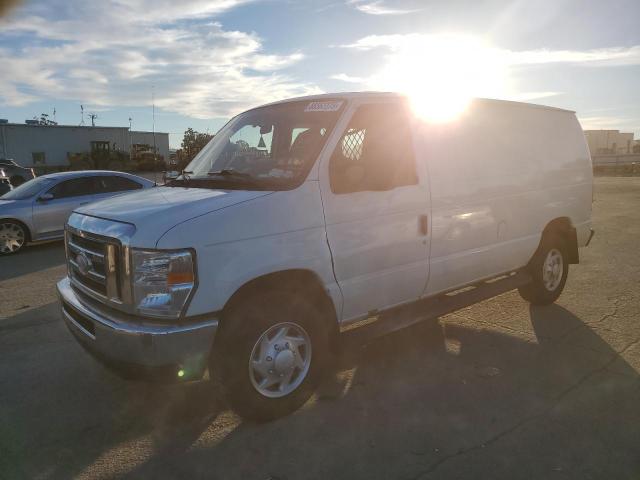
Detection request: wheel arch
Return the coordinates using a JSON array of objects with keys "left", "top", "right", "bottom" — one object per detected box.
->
[
  {"left": 540, "top": 217, "right": 579, "bottom": 264},
  {"left": 218, "top": 268, "right": 340, "bottom": 348}
]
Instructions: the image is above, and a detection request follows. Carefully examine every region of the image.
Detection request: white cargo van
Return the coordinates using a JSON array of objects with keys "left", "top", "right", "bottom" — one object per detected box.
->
[{"left": 58, "top": 92, "right": 593, "bottom": 420}]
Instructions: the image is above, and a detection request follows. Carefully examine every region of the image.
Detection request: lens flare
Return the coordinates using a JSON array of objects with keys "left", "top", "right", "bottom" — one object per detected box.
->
[{"left": 370, "top": 34, "right": 509, "bottom": 123}]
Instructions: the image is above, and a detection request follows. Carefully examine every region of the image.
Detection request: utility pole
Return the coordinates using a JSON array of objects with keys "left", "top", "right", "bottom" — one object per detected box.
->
[
  {"left": 88, "top": 113, "right": 97, "bottom": 127},
  {"left": 152, "top": 86, "right": 158, "bottom": 183},
  {"left": 79, "top": 105, "right": 85, "bottom": 126},
  {"left": 128, "top": 117, "right": 133, "bottom": 163}
]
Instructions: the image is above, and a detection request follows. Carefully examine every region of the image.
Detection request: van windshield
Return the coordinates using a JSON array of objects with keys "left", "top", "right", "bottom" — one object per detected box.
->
[{"left": 175, "top": 99, "right": 345, "bottom": 190}]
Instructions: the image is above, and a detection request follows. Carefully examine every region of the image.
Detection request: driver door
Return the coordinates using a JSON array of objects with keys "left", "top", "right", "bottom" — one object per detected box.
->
[
  {"left": 31, "top": 176, "right": 102, "bottom": 239},
  {"left": 319, "top": 101, "right": 431, "bottom": 322}
]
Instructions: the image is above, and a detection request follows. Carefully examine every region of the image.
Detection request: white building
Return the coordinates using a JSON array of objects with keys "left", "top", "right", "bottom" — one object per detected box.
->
[
  {"left": 584, "top": 130, "right": 636, "bottom": 155},
  {"left": 0, "top": 121, "right": 169, "bottom": 167}
]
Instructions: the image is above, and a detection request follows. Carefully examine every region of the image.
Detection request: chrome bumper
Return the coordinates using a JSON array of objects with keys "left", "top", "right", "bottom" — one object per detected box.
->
[{"left": 57, "top": 277, "right": 218, "bottom": 381}]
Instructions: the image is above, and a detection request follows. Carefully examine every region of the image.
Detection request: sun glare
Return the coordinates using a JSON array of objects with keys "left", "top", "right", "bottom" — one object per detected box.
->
[{"left": 371, "top": 34, "right": 509, "bottom": 123}]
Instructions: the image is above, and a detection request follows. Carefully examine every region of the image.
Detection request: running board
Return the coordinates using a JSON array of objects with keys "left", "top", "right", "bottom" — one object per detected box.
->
[{"left": 340, "top": 270, "right": 532, "bottom": 344}]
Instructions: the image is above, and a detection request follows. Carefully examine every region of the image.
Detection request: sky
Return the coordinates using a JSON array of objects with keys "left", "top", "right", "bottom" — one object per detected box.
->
[{"left": 1, "top": 0, "right": 639, "bottom": 148}]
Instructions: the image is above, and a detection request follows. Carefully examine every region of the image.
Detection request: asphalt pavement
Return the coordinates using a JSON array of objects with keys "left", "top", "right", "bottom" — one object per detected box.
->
[{"left": 1, "top": 177, "right": 639, "bottom": 479}]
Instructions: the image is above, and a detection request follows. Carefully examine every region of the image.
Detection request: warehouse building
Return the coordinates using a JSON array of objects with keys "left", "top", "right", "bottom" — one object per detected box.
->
[
  {"left": 584, "top": 129, "right": 637, "bottom": 155},
  {"left": 0, "top": 120, "right": 169, "bottom": 168}
]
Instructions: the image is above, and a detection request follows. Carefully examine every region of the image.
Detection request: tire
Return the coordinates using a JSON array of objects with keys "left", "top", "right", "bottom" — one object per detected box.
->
[
  {"left": 212, "top": 289, "right": 329, "bottom": 421},
  {"left": 0, "top": 220, "right": 27, "bottom": 255},
  {"left": 518, "top": 233, "right": 569, "bottom": 305}
]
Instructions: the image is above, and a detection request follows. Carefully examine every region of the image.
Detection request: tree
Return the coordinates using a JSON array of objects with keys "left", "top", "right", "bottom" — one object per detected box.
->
[{"left": 180, "top": 128, "right": 214, "bottom": 165}]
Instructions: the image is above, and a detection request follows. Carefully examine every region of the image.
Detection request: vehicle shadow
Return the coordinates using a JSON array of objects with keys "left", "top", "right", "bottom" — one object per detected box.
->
[
  {"left": 0, "top": 301, "right": 229, "bottom": 479},
  {"left": 0, "top": 241, "right": 65, "bottom": 281},
  {"left": 3, "top": 303, "right": 639, "bottom": 479},
  {"left": 123, "top": 305, "right": 638, "bottom": 479}
]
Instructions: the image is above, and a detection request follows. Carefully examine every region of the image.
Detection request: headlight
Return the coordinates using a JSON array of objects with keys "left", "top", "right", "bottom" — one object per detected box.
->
[{"left": 131, "top": 249, "right": 196, "bottom": 318}]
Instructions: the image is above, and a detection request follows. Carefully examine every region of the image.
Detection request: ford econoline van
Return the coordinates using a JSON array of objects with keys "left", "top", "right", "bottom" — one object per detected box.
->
[{"left": 58, "top": 92, "right": 593, "bottom": 420}]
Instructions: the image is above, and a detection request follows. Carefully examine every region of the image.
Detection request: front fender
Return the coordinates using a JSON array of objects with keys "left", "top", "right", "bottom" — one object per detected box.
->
[
  {"left": 187, "top": 227, "right": 340, "bottom": 316},
  {"left": 155, "top": 181, "right": 340, "bottom": 317}
]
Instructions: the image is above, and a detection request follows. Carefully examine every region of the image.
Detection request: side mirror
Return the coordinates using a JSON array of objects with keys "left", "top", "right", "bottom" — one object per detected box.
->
[
  {"left": 163, "top": 171, "right": 179, "bottom": 182},
  {"left": 38, "top": 193, "right": 54, "bottom": 202}
]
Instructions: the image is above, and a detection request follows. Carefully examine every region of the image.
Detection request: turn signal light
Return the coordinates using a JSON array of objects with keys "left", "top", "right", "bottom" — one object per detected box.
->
[{"left": 167, "top": 271, "right": 194, "bottom": 285}]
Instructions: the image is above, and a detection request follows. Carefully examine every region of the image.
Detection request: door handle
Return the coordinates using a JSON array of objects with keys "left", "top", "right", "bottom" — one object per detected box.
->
[{"left": 418, "top": 214, "right": 429, "bottom": 236}]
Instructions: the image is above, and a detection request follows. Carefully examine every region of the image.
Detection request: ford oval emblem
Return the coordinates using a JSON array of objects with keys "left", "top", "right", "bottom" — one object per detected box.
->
[{"left": 76, "top": 252, "right": 92, "bottom": 276}]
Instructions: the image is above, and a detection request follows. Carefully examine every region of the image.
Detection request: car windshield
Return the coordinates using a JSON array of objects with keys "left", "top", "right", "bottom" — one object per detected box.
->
[
  {"left": 1, "top": 177, "right": 54, "bottom": 200},
  {"left": 177, "top": 99, "right": 346, "bottom": 190}
]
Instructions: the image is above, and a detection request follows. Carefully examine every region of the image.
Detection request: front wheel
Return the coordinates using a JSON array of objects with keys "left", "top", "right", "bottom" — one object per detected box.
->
[
  {"left": 518, "top": 233, "right": 568, "bottom": 305},
  {"left": 212, "top": 290, "right": 329, "bottom": 421},
  {"left": 0, "top": 220, "right": 27, "bottom": 255}
]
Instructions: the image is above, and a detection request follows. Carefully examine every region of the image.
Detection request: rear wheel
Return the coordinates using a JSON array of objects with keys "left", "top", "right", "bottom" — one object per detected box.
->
[
  {"left": 518, "top": 233, "right": 568, "bottom": 305},
  {"left": 212, "top": 290, "right": 329, "bottom": 421},
  {"left": 0, "top": 220, "right": 27, "bottom": 255}
]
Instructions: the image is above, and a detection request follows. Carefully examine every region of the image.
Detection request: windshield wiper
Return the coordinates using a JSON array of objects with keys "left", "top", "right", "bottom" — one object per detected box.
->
[
  {"left": 167, "top": 169, "right": 261, "bottom": 189},
  {"left": 166, "top": 170, "right": 193, "bottom": 187},
  {"left": 207, "top": 169, "right": 254, "bottom": 179}
]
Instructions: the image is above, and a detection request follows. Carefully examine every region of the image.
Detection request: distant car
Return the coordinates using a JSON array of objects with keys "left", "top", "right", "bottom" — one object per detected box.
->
[
  {"left": 0, "top": 158, "right": 36, "bottom": 186},
  {"left": 0, "top": 170, "right": 154, "bottom": 254},
  {"left": 0, "top": 170, "right": 12, "bottom": 196}
]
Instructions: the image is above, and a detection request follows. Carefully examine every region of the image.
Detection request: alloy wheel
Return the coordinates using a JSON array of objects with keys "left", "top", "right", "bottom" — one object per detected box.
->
[
  {"left": 0, "top": 222, "right": 25, "bottom": 254},
  {"left": 542, "top": 248, "right": 563, "bottom": 291}
]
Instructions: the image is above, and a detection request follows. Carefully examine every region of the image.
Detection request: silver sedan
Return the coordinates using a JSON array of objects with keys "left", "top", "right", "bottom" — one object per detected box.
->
[{"left": 0, "top": 170, "right": 154, "bottom": 254}]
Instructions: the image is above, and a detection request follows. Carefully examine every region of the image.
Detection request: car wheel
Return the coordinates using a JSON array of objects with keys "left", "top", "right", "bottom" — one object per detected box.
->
[
  {"left": 518, "top": 233, "right": 568, "bottom": 305},
  {"left": 0, "top": 220, "right": 27, "bottom": 255},
  {"left": 212, "top": 290, "right": 329, "bottom": 421}
]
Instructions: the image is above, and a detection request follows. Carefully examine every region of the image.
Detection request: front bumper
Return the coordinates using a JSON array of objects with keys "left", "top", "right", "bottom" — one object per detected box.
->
[{"left": 57, "top": 277, "right": 218, "bottom": 382}]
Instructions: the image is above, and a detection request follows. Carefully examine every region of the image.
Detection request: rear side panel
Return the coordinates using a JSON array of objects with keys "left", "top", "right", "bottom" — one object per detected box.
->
[{"left": 420, "top": 100, "right": 592, "bottom": 296}]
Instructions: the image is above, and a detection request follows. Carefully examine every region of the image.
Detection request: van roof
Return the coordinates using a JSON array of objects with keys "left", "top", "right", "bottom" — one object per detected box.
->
[{"left": 261, "top": 91, "right": 575, "bottom": 114}]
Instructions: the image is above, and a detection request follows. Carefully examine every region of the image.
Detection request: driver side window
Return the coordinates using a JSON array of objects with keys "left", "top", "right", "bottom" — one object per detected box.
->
[
  {"left": 48, "top": 177, "right": 96, "bottom": 199},
  {"left": 329, "top": 103, "right": 417, "bottom": 194}
]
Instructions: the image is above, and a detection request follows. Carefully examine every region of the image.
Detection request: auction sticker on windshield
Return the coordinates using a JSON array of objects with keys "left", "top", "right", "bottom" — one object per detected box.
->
[{"left": 304, "top": 101, "right": 343, "bottom": 112}]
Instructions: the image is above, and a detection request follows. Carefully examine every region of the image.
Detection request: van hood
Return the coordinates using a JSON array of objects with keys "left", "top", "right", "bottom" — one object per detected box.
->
[{"left": 74, "top": 186, "right": 273, "bottom": 247}]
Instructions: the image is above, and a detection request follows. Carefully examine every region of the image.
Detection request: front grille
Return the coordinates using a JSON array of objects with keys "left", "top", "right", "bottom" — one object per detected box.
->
[{"left": 66, "top": 230, "right": 119, "bottom": 300}]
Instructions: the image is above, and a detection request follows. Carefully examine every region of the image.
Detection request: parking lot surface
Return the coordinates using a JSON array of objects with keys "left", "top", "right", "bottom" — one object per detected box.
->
[{"left": 1, "top": 177, "right": 639, "bottom": 479}]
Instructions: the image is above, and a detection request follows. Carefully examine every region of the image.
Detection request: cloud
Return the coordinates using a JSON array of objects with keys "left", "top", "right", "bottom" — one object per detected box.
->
[
  {"left": 347, "top": 0, "right": 418, "bottom": 15},
  {"left": 509, "top": 91, "right": 562, "bottom": 101},
  {"left": 507, "top": 46, "right": 640, "bottom": 67},
  {"left": 339, "top": 33, "right": 426, "bottom": 50},
  {"left": 339, "top": 33, "right": 640, "bottom": 67},
  {"left": 0, "top": 0, "right": 320, "bottom": 118},
  {"left": 579, "top": 116, "right": 640, "bottom": 131},
  {"left": 330, "top": 73, "right": 366, "bottom": 83}
]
